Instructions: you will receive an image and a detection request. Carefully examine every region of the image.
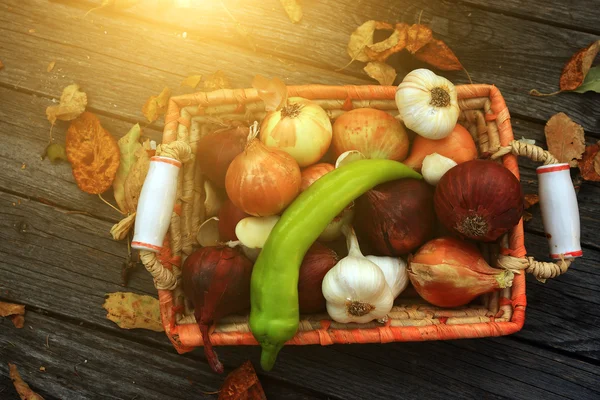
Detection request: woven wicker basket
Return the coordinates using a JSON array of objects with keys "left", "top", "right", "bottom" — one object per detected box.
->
[{"left": 140, "top": 84, "right": 572, "bottom": 355}]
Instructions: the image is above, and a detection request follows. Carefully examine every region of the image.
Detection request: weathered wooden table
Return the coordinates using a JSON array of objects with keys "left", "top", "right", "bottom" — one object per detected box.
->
[{"left": 1, "top": 0, "right": 599, "bottom": 398}]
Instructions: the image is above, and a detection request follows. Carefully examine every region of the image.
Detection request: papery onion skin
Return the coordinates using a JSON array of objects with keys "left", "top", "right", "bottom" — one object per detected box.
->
[
  {"left": 225, "top": 139, "right": 301, "bottom": 217},
  {"left": 218, "top": 199, "right": 250, "bottom": 242},
  {"left": 403, "top": 123, "right": 477, "bottom": 171},
  {"left": 355, "top": 178, "right": 435, "bottom": 256},
  {"left": 434, "top": 159, "right": 524, "bottom": 242},
  {"left": 196, "top": 126, "right": 248, "bottom": 187},
  {"left": 300, "top": 163, "right": 335, "bottom": 192},
  {"left": 331, "top": 108, "right": 409, "bottom": 161},
  {"left": 260, "top": 97, "right": 332, "bottom": 167},
  {"left": 298, "top": 243, "right": 339, "bottom": 314},
  {"left": 408, "top": 237, "right": 514, "bottom": 307}
]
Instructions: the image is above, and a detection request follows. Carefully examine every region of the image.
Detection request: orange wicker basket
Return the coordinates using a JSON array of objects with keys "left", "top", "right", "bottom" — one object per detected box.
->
[{"left": 140, "top": 83, "right": 571, "bottom": 355}]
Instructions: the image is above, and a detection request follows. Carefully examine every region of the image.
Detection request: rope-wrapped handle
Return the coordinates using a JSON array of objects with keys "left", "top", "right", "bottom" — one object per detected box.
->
[{"left": 491, "top": 140, "right": 579, "bottom": 282}]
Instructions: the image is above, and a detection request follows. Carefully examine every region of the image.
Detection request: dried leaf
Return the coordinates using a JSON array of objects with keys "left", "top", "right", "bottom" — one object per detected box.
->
[
  {"left": 66, "top": 112, "right": 120, "bottom": 194},
  {"left": 111, "top": 212, "right": 136, "bottom": 240},
  {"left": 579, "top": 143, "right": 600, "bottom": 181},
  {"left": 218, "top": 361, "right": 266, "bottom": 400},
  {"left": 347, "top": 20, "right": 377, "bottom": 63},
  {"left": 560, "top": 40, "right": 600, "bottom": 91},
  {"left": 0, "top": 301, "right": 25, "bottom": 318},
  {"left": 46, "top": 84, "right": 87, "bottom": 125},
  {"left": 544, "top": 113, "right": 586, "bottom": 167},
  {"left": 414, "top": 39, "right": 463, "bottom": 71},
  {"left": 123, "top": 146, "right": 150, "bottom": 212},
  {"left": 203, "top": 71, "right": 232, "bottom": 91},
  {"left": 10, "top": 315, "right": 25, "bottom": 328},
  {"left": 252, "top": 74, "right": 288, "bottom": 112},
  {"left": 42, "top": 143, "right": 68, "bottom": 163},
  {"left": 280, "top": 0, "right": 302, "bottom": 23},
  {"left": 573, "top": 66, "right": 600, "bottom": 94},
  {"left": 0, "top": 59, "right": 4, "bottom": 70},
  {"left": 114, "top": 124, "right": 142, "bottom": 213},
  {"left": 364, "top": 61, "right": 397, "bottom": 85},
  {"left": 103, "top": 292, "right": 164, "bottom": 332},
  {"left": 142, "top": 87, "right": 171, "bottom": 123},
  {"left": 181, "top": 75, "right": 202, "bottom": 89},
  {"left": 46, "top": 61, "right": 55, "bottom": 72},
  {"left": 523, "top": 211, "right": 533, "bottom": 222},
  {"left": 9, "top": 363, "right": 45, "bottom": 400},
  {"left": 406, "top": 24, "right": 433, "bottom": 54},
  {"left": 524, "top": 194, "right": 540, "bottom": 209},
  {"left": 365, "top": 24, "right": 408, "bottom": 62}
]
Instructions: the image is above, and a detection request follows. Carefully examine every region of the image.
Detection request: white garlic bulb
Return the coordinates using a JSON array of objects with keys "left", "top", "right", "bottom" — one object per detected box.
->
[
  {"left": 421, "top": 153, "right": 458, "bottom": 186},
  {"left": 395, "top": 69, "right": 459, "bottom": 140},
  {"left": 365, "top": 255, "right": 409, "bottom": 298},
  {"left": 322, "top": 226, "right": 394, "bottom": 324}
]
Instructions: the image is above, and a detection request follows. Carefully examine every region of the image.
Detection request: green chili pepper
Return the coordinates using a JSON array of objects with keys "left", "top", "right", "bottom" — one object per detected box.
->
[{"left": 249, "top": 159, "right": 422, "bottom": 370}]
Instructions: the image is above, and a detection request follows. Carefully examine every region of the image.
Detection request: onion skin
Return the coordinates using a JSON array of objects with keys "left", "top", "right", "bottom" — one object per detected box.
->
[
  {"left": 332, "top": 108, "right": 409, "bottom": 161},
  {"left": 403, "top": 123, "right": 477, "bottom": 171},
  {"left": 434, "top": 159, "right": 524, "bottom": 242},
  {"left": 260, "top": 97, "right": 332, "bottom": 167},
  {"left": 298, "top": 243, "right": 339, "bottom": 313},
  {"left": 196, "top": 126, "right": 248, "bottom": 187},
  {"left": 408, "top": 237, "right": 514, "bottom": 307},
  {"left": 300, "top": 163, "right": 335, "bottom": 192},
  {"left": 225, "top": 139, "right": 301, "bottom": 216},
  {"left": 217, "top": 199, "right": 250, "bottom": 242},
  {"left": 355, "top": 178, "right": 435, "bottom": 256},
  {"left": 182, "top": 246, "right": 253, "bottom": 373}
]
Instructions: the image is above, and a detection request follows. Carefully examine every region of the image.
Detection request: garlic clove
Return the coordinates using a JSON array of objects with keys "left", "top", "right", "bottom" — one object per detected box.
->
[
  {"left": 334, "top": 150, "right": 366, "bottom": 169},
  {"left": 318, "top": 204, "right": 355, "bottom": 242},
  {"left": 421, "top": 153, "right": 458, "bottom": 186},
  {"left": 197, "top": 217, "right": 220, "bottom": 247},
  {"left": 365, "top": 255, "right": 409, "bottom": 298},
  {"left": 235, "top": 215, "right": 280, "bottom": 249}
]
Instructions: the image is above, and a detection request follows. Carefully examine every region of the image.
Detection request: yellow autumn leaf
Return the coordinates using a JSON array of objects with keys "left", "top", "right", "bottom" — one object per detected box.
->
[
  {"left": 142, "top": 87, "right": 171, "bottom": 123},
  {"left": 103, "top": 292, "right": 164, "bottom": 332},
  {"left": 364, "top": 61, "right": 397, "bottom": 85},
  {"left": 113, "top": 124, "right": 142, "bottom": 213},
  {"left": 280, "top": 0, "right": 303, "bottom": 23},
  {"left": 8, "top": 363, "right": 45, "bottom": 400},
  {"left": 181, "top": 75, "right": 203, "bottom": 89},
  {"left": 46, "top": 84, "right": 87, "bottom": 125},
  {"left": 124, "top": 146, "right": 150, "bottom": 213}
]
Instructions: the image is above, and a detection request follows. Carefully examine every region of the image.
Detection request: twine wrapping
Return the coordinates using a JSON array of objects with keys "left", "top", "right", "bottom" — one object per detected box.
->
[
  {"left": 497, "top": 254, "right": 572, "bottom": 283},
  {"left": 491, "top": 140, "right": 560, "bottom": 165}
]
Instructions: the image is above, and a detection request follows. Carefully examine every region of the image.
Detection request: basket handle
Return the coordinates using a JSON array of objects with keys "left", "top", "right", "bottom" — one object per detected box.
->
[{"left": 491, "top": 140, "right": 582, "bottom": 282}]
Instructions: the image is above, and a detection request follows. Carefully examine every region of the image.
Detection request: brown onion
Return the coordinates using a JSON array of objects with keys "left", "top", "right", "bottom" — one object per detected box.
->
[
  {"left": 408, "top": 237, "right": 514, "bottom": 307},
  {"left": 217, "top": 199, "right": 250, "bottom": 241},
  {"left": 434, "top": 159, "right": 524, "bottom": 242},
  {"left": 355, "top": 178, "right": 435, "bottom": 256},
  {"left": 331, "top": 108, "right": 409, "bottom": 161},
  {"left": 298, "top": 242, "right": 339, "bottom": 313},
  {"left": 196, "top": 125, "right": 248, "bottom": 187},
  {"left": 300, "top": 163, "right": 334, "bottom": 192}
]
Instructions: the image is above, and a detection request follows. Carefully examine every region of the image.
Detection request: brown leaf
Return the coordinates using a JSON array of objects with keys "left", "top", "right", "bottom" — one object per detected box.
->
[
  {"left": 252, "top": 74, "right": 288, "bottom": 112},
  {"left": 66, "top": 112, "right": 120, "bottom": 194},
  {"left": 1, "top": 301, "right": 25, "bottom": 328},
  {"left": 406, "top": 24, "right": 433, "bottom": 54},
  {"left": 8, "top": 363, "right": 45, "bottom": 400},
  {"left": 46, "top": 84, "right": 87, "bottom": 125},
  {"left": 544, "top": 112, "right": 586, "bottom": 167},
  {"left": 280, "top": 0, "right": 302, "bottom": 23},
  {"left": 365, "top": 24, "right": 408, "bottom": 62},
  {"left": 414, "top": 39, "right": 463, "bottom": 71},
  {"left": 524, "top": 194, "right": 540, "bottom": 209},
  {"left": 347, "top": 20, "right": 378, "bottom": 63},
  {"left": 46, "top": 61, "right": 55, "bottom": 72},
  {"left": 364, "top": 61, "right": 397, "bottom": 85},
  {"left": 218, "top": 361, "right": 266, "bottom": 400},
  {"left": 181, "top": 75, "right": 202, "bottom": 89},
  {"left": 103, "top": 292, "right": 164, "bottom": 332},
  {"left": 123, "top": 146, "right": 150, "bottom": 212},
  {"left": 203, "top": 71, "right": 232, "bottom": 91},
  {"left": 579, "top": 143, "right": 600, "bottom": 181},
  {"left": 142, "top": 87, "right": 171, "bottom": 123},
  {"left": 560, "top": 40, "right": 600, "bottom": 91},
  {"left": 523, "top": 211, "right": 533, "bottom": 222},
  {"left": 114, "top": 124, "right": 142, "bottom": 213},
  {"left": 0, "top": 59, "right": 4, "bottom": 70}
]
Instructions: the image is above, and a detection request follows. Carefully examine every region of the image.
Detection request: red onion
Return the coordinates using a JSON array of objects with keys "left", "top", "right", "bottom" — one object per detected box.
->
[
  {"left": 217, "top": 199, "right": 250, "bottom": 242},
  {"left": 408, "top": 237, "right": 514, "bottom": 307},
  {"left": 182, "top": 246, "right": 253, "bottom": 373},
  {"left": 355, "top": 178, "right": 435, "bottom": 256},
  {"left": 434, "top": 160, "right": 524, "bottom": 242},
  {"left": 196, "top": 126, "right": 248, "bottom": 188},
  {"left": 298, "top": 243, "right": 339, "bottom": 313}
]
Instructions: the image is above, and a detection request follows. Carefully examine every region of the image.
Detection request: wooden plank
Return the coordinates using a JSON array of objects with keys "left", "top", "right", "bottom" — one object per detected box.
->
[
  {"left": 458, "top": 0, "right": 600, "bottom": 34},
  {"left": 74, "top": 0, "right": 600, "bottom": 134},
  {"left": 0, "top": 0, "right": 368, "bottom": 128},
  {"left": 0, "top": 311, "right": 325, "bottom": 400}
]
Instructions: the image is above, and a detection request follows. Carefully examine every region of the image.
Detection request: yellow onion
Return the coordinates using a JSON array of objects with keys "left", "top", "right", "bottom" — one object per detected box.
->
[{"left": 260, "top": 97, "right": 332, "bottom": 167}]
